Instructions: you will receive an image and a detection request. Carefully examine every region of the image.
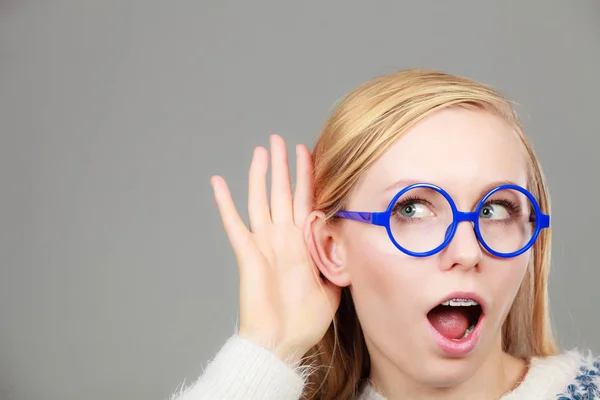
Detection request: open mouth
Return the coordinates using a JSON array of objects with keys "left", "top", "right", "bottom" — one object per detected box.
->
[{"left": 426, "top": 298, "right": 483, "bottom": 341}]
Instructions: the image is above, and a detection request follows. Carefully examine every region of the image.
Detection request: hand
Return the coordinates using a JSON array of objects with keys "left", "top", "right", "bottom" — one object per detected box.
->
[{"left": 210, "top": 134, "right": 341, "bottom": 363}]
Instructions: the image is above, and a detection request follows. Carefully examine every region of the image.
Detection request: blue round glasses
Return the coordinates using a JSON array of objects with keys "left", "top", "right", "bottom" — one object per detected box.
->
[{"left": 334, "top": 183, "right": 550, "bottom": 258}]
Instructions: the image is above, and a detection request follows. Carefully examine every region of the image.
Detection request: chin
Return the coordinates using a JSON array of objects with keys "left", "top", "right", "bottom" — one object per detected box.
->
[{"left": 415, "top": 353, "right": 482, "bottom": 387}]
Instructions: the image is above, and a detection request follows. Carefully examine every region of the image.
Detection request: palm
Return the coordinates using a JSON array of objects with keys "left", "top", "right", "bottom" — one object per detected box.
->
[{"left": 211, "top": 135, "right": 341, "bottom": 361}]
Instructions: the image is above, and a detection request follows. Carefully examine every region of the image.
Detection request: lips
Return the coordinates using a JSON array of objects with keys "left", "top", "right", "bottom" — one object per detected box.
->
[{"left": 426, "top": 291, "right": 487, "bottom": 356}]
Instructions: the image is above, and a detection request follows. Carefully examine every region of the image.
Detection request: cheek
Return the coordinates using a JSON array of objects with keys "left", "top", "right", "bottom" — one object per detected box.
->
[
  {"left": 483, "top": 253, "right": 531, "bottom": 320},
  {"left": 341, "top": 226, "right": 429, "bottom": 333},
  {"left": 343, "top": 225, "right": 412, "bottom": 296}
]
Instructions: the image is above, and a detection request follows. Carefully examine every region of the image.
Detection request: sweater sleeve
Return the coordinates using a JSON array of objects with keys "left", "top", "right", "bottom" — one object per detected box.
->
[{"left": 169, "top": 335, "right": 307, "bottom": 400}]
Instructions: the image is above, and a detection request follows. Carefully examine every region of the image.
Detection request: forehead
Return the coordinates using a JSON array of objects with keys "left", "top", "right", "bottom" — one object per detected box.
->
[{"left": 356, "top": 107, "right": 528, "bottom": 204}]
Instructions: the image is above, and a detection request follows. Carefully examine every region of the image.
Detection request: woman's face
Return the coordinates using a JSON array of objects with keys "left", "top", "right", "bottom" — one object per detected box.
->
[{"left": 335, "top": 108, "right": 531, "bottom": 387}]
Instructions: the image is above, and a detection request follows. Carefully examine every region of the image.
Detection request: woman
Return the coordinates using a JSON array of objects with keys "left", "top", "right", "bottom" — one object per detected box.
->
[{"left": 171, "top": 70, "right": 599, "bottom": 399}]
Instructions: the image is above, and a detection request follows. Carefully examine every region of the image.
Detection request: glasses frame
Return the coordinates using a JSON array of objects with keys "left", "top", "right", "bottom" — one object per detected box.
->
[{"left": 335, "top": 182, "right": 550, "bottom": 258}]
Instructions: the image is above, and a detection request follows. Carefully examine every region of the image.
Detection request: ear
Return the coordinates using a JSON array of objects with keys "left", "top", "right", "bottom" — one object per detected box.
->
[{"left": 304, "top": 211, "right": 351, "bottom": 287}]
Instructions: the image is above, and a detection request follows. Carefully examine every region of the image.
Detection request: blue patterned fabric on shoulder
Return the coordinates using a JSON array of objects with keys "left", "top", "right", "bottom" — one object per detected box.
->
[{"left": 557, "top": 355, "right": 600, "bottom": 399}]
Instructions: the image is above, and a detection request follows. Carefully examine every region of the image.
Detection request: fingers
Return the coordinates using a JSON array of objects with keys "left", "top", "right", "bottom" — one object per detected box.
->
[
  {"left": 323, "top": 280, "right": 342, "bottom": 315},
  {"left": 248, "top": 146, "right": 270, "bottom": 232},
  {"left": 293, "top": 144, "right": 314, "bottom": 227},
  {"left": 269, "top": 135, "right": 293, "bottom": 223},
  {"left": 211, "top": 175, "right": 250, "bottom": 253},
  {"left": 311, "top": 262, "right": 342, "bottom": 314}
]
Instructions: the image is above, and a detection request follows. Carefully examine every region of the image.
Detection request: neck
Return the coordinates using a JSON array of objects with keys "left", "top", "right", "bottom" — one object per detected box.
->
[{"left": 368, "top": 336, "right": 527, "bottom": 400}]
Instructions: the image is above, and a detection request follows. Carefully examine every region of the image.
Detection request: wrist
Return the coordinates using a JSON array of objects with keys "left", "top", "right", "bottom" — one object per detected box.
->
[
  {"left": 238, "top": 332, "right": 309, "bottom": 365},
  {"left": 273, "top": 341, "right": 309, "bottom": 365}
]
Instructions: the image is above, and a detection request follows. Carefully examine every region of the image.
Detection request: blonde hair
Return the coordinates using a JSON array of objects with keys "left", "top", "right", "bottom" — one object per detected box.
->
[{"left": 300, "top": 69, "right": 558, "bottom": 399}]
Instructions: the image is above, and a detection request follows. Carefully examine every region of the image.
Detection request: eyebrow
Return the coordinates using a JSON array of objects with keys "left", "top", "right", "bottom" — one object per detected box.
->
[{"left": 384, "top": 179, "right": 523, "bottom": 200}]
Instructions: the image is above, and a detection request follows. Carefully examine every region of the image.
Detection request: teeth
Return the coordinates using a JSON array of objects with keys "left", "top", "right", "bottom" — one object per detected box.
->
[
  {"left": 455, "top": 323, "right": 476, "bottom": 340},
  {"left": 441, "top": 298, "right": 479, "bottom": 306}
]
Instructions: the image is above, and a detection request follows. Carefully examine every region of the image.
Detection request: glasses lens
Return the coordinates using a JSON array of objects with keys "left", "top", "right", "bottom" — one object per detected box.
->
[
  {"left": 389, "top": 187, "right": 453, "bottom": 253},
  {"left": 478, "top": 188, "right": 536, "bottom": 254}
]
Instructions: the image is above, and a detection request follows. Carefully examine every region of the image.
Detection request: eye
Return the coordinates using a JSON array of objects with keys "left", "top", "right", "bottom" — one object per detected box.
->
[
  {"left": 397, "top": 202, "right": 433, "bottom": 218},
  {"left": 480, "top": 203, "right": 510, "bottom": 220}
]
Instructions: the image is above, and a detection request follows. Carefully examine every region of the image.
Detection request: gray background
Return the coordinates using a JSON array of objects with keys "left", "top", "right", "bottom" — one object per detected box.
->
[{"left": 1, "top": 1, "right": 599, "bottom": 399}]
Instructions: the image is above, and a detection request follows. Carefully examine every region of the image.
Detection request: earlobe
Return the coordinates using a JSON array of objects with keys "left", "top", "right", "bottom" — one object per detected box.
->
[{"left": 304, "top": 211, "right": 351, "bottom": 287}]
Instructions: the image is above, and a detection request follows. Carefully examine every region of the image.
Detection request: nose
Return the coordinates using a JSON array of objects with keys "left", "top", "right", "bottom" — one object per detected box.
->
[{"left": 440, "top": 221, "right": 483, "bottom": 271}]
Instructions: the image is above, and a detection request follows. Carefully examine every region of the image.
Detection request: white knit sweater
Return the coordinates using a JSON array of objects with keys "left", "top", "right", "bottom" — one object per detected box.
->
[{"left": 170, "top": 336, "right": 600, "bottom": 400}]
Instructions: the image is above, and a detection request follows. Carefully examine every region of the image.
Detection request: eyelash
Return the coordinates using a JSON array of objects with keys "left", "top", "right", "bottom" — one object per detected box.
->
[
  {"left": 391, "top": 197, "right": 522, "bottom": 215},
  {"left": 392, "top": 196, "right": 433, "bottom": 213},
  {"left": 483, "top": 199, "right": 521, "bottom": 215}
]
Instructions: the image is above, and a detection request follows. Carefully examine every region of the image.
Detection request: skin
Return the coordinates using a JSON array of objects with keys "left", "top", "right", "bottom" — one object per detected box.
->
[
  {"left": 210, "top": 107, "right": 532, "bottom": 400},
  {"left": 310, "top": 108, "right": 531, "bottom": 399},
  {"left": 210, "top": 136, "right": 341, "bottom": 364}
]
